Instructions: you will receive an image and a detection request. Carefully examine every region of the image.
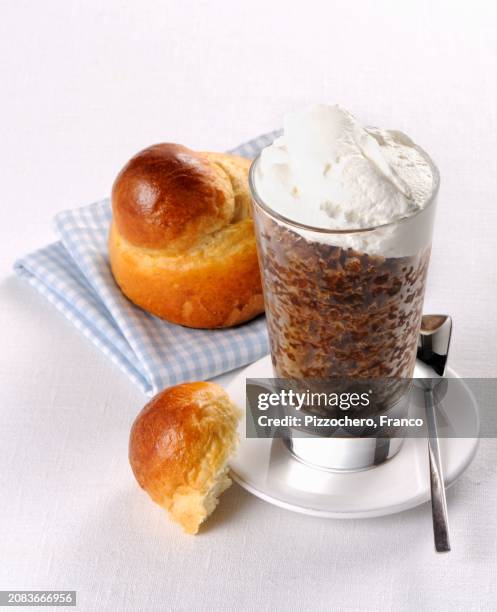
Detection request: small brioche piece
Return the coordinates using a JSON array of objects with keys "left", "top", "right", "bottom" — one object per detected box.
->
[
  {"left": 109, "top": 143, "right": 265, "bottom": 328},
  {"left": 129, "top": 382, "right": 240, "bottom": 534}
]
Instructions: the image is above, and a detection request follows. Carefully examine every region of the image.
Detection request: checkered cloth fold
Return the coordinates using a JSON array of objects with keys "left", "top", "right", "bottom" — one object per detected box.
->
[{"left": 14, "top": 131, "right": 280, "bottom": 396}]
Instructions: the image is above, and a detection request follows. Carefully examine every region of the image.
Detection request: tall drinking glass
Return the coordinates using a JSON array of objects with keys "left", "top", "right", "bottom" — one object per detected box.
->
[{"left": 249, "top": 148, "right": 439, "bottom": 470}]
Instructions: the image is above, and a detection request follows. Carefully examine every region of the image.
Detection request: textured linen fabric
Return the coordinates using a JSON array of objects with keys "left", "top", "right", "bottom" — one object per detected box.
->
[{"left": 13, "top": 132, "right": 280, "bottom": 396}]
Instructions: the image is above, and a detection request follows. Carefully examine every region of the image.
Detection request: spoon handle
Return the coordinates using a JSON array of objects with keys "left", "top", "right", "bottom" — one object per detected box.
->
[{"left": 425, "top": 388, "right": 451, "bottom": 552}]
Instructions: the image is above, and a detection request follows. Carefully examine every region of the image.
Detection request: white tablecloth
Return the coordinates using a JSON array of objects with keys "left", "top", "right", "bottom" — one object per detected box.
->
[{"left": 1, "top": 1, "right": 496, "bottom": 610}]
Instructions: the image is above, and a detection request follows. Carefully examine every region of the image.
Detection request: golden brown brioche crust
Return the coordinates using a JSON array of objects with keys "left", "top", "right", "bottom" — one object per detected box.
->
[
  {"left": 112, "top": 144, "right": 235, "bottom": 251},
  {"left": 129, "top": 382, "right": 240, "bottom": 534},
  {"left": 110, "top": 145, "right": 264, "bottom": 328}
]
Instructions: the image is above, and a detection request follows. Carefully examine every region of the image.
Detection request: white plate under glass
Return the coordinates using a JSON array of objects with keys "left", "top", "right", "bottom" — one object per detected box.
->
[{"left": 226, "top": 355, "right": 479, "bottom": 519}]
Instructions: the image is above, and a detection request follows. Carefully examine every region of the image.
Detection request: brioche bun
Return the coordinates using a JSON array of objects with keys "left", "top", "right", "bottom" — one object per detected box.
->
[
  {"left": 129, "top": 382, "right": 240, "bottom": 534},
  {"left": 109, "top": 144, "right": 264, "bottom": 328}
]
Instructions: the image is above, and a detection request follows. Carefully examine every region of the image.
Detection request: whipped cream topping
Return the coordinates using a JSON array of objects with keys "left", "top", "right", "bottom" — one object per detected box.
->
[{"left": 254, "top": 105, "right": 434, "bottom": 232}]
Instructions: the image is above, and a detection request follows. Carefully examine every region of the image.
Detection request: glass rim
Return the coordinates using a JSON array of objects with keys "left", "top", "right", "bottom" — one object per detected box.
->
[{"left": 248, "top": 144, "right": 440, "bottom": 235}]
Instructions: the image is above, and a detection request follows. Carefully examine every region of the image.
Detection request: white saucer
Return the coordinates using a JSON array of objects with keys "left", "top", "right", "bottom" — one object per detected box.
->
[{"left": 226, "top": 355, "right": 479, "bottom": 519}]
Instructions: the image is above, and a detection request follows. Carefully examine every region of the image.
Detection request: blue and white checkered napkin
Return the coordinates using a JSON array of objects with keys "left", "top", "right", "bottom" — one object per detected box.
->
[{"left": 13, "top": 131, "right": 281, "bottom": 396}]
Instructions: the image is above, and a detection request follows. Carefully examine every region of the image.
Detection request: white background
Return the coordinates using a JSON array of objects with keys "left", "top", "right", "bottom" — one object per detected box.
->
[{"left": 1, "top": 1, "right": 496, "bottom": 610}]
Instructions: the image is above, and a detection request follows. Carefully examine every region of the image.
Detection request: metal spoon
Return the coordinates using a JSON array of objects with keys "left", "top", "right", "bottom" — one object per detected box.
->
[{"left": 416, "top": 314, "right": 453, "bottom": 552}]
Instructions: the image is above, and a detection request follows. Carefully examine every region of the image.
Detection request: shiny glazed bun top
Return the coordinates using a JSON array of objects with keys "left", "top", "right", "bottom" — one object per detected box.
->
[{"left": 112, "top": 143, "right": 251, "bottom": 252}]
